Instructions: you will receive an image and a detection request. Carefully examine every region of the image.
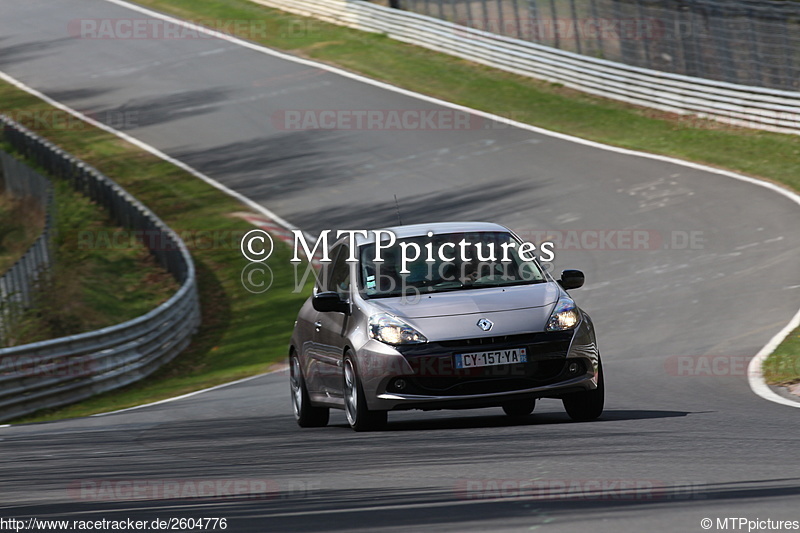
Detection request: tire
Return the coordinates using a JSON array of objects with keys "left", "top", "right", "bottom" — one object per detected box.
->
[
  {"left": 563, "top": 360, "right": 605, "bottom": 421},
  {"left": 343, "top": 354, "right": 387, "bottom": 432},
  {"left": 290, "top": 354, "right": 329, "bottom": 428},
  {"left": 502, "top": 398, "right": 536, "bottom": 417}
]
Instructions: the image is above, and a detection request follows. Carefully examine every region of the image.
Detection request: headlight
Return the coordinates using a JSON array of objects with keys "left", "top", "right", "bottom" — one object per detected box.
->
[
  {"left": 546, "top": 298, "right": 580, "bottom": 331},
  {"left": 369, "top": 313, "right": 427, "bottom": 345}
]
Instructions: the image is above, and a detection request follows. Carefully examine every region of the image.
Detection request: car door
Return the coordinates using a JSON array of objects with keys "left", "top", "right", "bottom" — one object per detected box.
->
[
  {"left": 300, "top": 261, "right": 333, "bottom": 396},
  {"left": 315, "top": 244, "right": 352, "bottom": 397}
]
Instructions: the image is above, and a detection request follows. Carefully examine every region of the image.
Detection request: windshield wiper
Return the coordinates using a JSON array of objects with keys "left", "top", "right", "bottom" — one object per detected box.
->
[{"left": 471, "top": 279, "right": 546, "bottom": 289}]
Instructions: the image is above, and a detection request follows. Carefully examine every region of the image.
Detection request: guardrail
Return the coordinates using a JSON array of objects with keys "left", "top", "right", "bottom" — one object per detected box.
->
[
  {"left": 0, "top": 152, "right": 54, "bottom": 339},
  {"left": 0, "top": 116, "right": 201, "bottom": 422},
  {"left": 254, "top": 0, "right": 800, "bottom": 134},
  {"left": 375, "top": 0, "right": 800, "bottom": 93}
]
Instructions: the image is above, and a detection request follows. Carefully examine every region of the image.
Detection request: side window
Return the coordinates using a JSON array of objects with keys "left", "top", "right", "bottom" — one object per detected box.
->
[
  {"left": 315, "top": 257, "right": 331, "bottom": 294},
  {"left": 328, "top": 245, "right": 351, "bottom": 300}
]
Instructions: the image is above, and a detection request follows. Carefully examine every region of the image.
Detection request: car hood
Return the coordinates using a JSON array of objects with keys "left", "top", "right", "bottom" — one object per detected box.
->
[{"left": 372, "top": 282, "right": 560, "bottom": 319}]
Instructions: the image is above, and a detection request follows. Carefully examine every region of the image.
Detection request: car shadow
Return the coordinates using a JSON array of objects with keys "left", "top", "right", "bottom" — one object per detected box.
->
[{"left": 328, "top": 409, "right": 692, "bottom": 432}]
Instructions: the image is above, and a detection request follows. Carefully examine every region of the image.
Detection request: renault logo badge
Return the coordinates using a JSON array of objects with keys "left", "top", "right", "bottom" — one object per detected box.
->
[{"left": 477, "top": 318, "right": 493, "bottom": 331}]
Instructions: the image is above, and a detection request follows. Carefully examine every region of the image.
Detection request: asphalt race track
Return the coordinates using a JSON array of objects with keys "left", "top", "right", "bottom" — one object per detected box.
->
[{"left": 1, "top": 1, "right": 799, "bottom": 531}]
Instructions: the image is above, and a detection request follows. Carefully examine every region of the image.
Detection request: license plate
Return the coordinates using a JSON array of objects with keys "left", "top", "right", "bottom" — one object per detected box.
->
[{"left": 454, "top": 347, "right": 527, "bottom": 369}]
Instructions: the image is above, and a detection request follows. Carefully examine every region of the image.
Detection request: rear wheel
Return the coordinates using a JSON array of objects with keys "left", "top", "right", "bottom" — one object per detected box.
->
[
  {"left": 343, "top": 355, "right": 387, "bottom": 432},
  {"left": 563, "top": 360, "right": 604, "bottom": 421},
  {"left": 502, "top": 398, "right": 536, "bottom": 417},
  {"left": 290, "top": 354, "right": 329, "bottom": 427}
]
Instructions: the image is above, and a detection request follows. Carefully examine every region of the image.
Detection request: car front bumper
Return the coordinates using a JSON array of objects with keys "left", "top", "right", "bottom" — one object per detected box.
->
[{"left": 357, "top": 320, "right": 600, "bottom": 411}]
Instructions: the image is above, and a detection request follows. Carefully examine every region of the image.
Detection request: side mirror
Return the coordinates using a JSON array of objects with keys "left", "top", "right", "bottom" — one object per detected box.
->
[
  {"left": 558, "top": 269, "right": 585, "bottom": 290},
  {"left": 312, "top": 291, "right": 350, "bottom": 314}
]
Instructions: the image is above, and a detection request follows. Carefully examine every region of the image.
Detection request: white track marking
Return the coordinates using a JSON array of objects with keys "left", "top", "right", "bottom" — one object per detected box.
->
[
  {"left": 1, "top": 0, "right": 798, "bottom": 409},
  {"left": 747, "top": 310, "right": 800, "bottom": 408},
  {"left": 91, "top": 365, "right": 288, "bottom": 417}
]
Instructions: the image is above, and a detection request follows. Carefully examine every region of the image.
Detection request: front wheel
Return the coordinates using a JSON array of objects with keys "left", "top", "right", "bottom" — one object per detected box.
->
[
  {"left": 290, "top": 354, "right": 329, "bottom": 427},
  {"left": 562, "top": 360, "right": 604, "bottom": 421},
  {"left": 343, "top": 355, "right": 387, "bottom": 432}
]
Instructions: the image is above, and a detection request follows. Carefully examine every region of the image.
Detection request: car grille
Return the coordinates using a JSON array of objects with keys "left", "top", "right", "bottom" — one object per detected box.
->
[
  {"left": 392, "top": 331, "right": 575, "bottom": 396},
  {"left": 438, "top": 333, "right": 557, "bottom": 348},
  {"left": 398, "top": 331, "right": 572, "bottom": 358}
]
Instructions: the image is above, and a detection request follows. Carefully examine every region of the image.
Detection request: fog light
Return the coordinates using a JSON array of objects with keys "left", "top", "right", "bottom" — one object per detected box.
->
[
  {"left": 568, "top": 362, "right": 580, "bottom": 374},
  {"left": 394, "top": 379, "right": 407, "bottom": 391}
]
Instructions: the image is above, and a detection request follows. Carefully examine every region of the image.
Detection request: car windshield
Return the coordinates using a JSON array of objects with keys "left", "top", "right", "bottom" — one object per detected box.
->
[{"left": 358, "top": 231, "right": 546, "bottom": 298}]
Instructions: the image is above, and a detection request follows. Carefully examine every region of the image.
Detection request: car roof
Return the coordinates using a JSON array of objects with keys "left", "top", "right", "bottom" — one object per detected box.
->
[{"left": 352, "top": 222, "right": 512, "bottom": 246}]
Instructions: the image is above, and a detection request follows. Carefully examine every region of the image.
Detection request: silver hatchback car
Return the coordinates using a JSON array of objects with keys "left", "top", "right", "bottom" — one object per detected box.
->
[{"left": 289, "top": 222, "right": 603, "bottom": 431}]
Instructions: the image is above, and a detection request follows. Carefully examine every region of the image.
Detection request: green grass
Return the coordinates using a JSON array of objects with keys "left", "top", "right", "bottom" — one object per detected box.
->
[
  {"left": 763, "top": 327, "right": 800, "bottom": 386},
  {"left": 0, "top": 193, "right": 44, "bottom": 275},
  {"left": 1, "top": 83, "right": 312, "bottom": 424},
  {"left": 4, "top": 0, "right": 798, "bottom": 421},
  {"left": 4, "top": 179, "right": 179, "bottom": 346}
]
